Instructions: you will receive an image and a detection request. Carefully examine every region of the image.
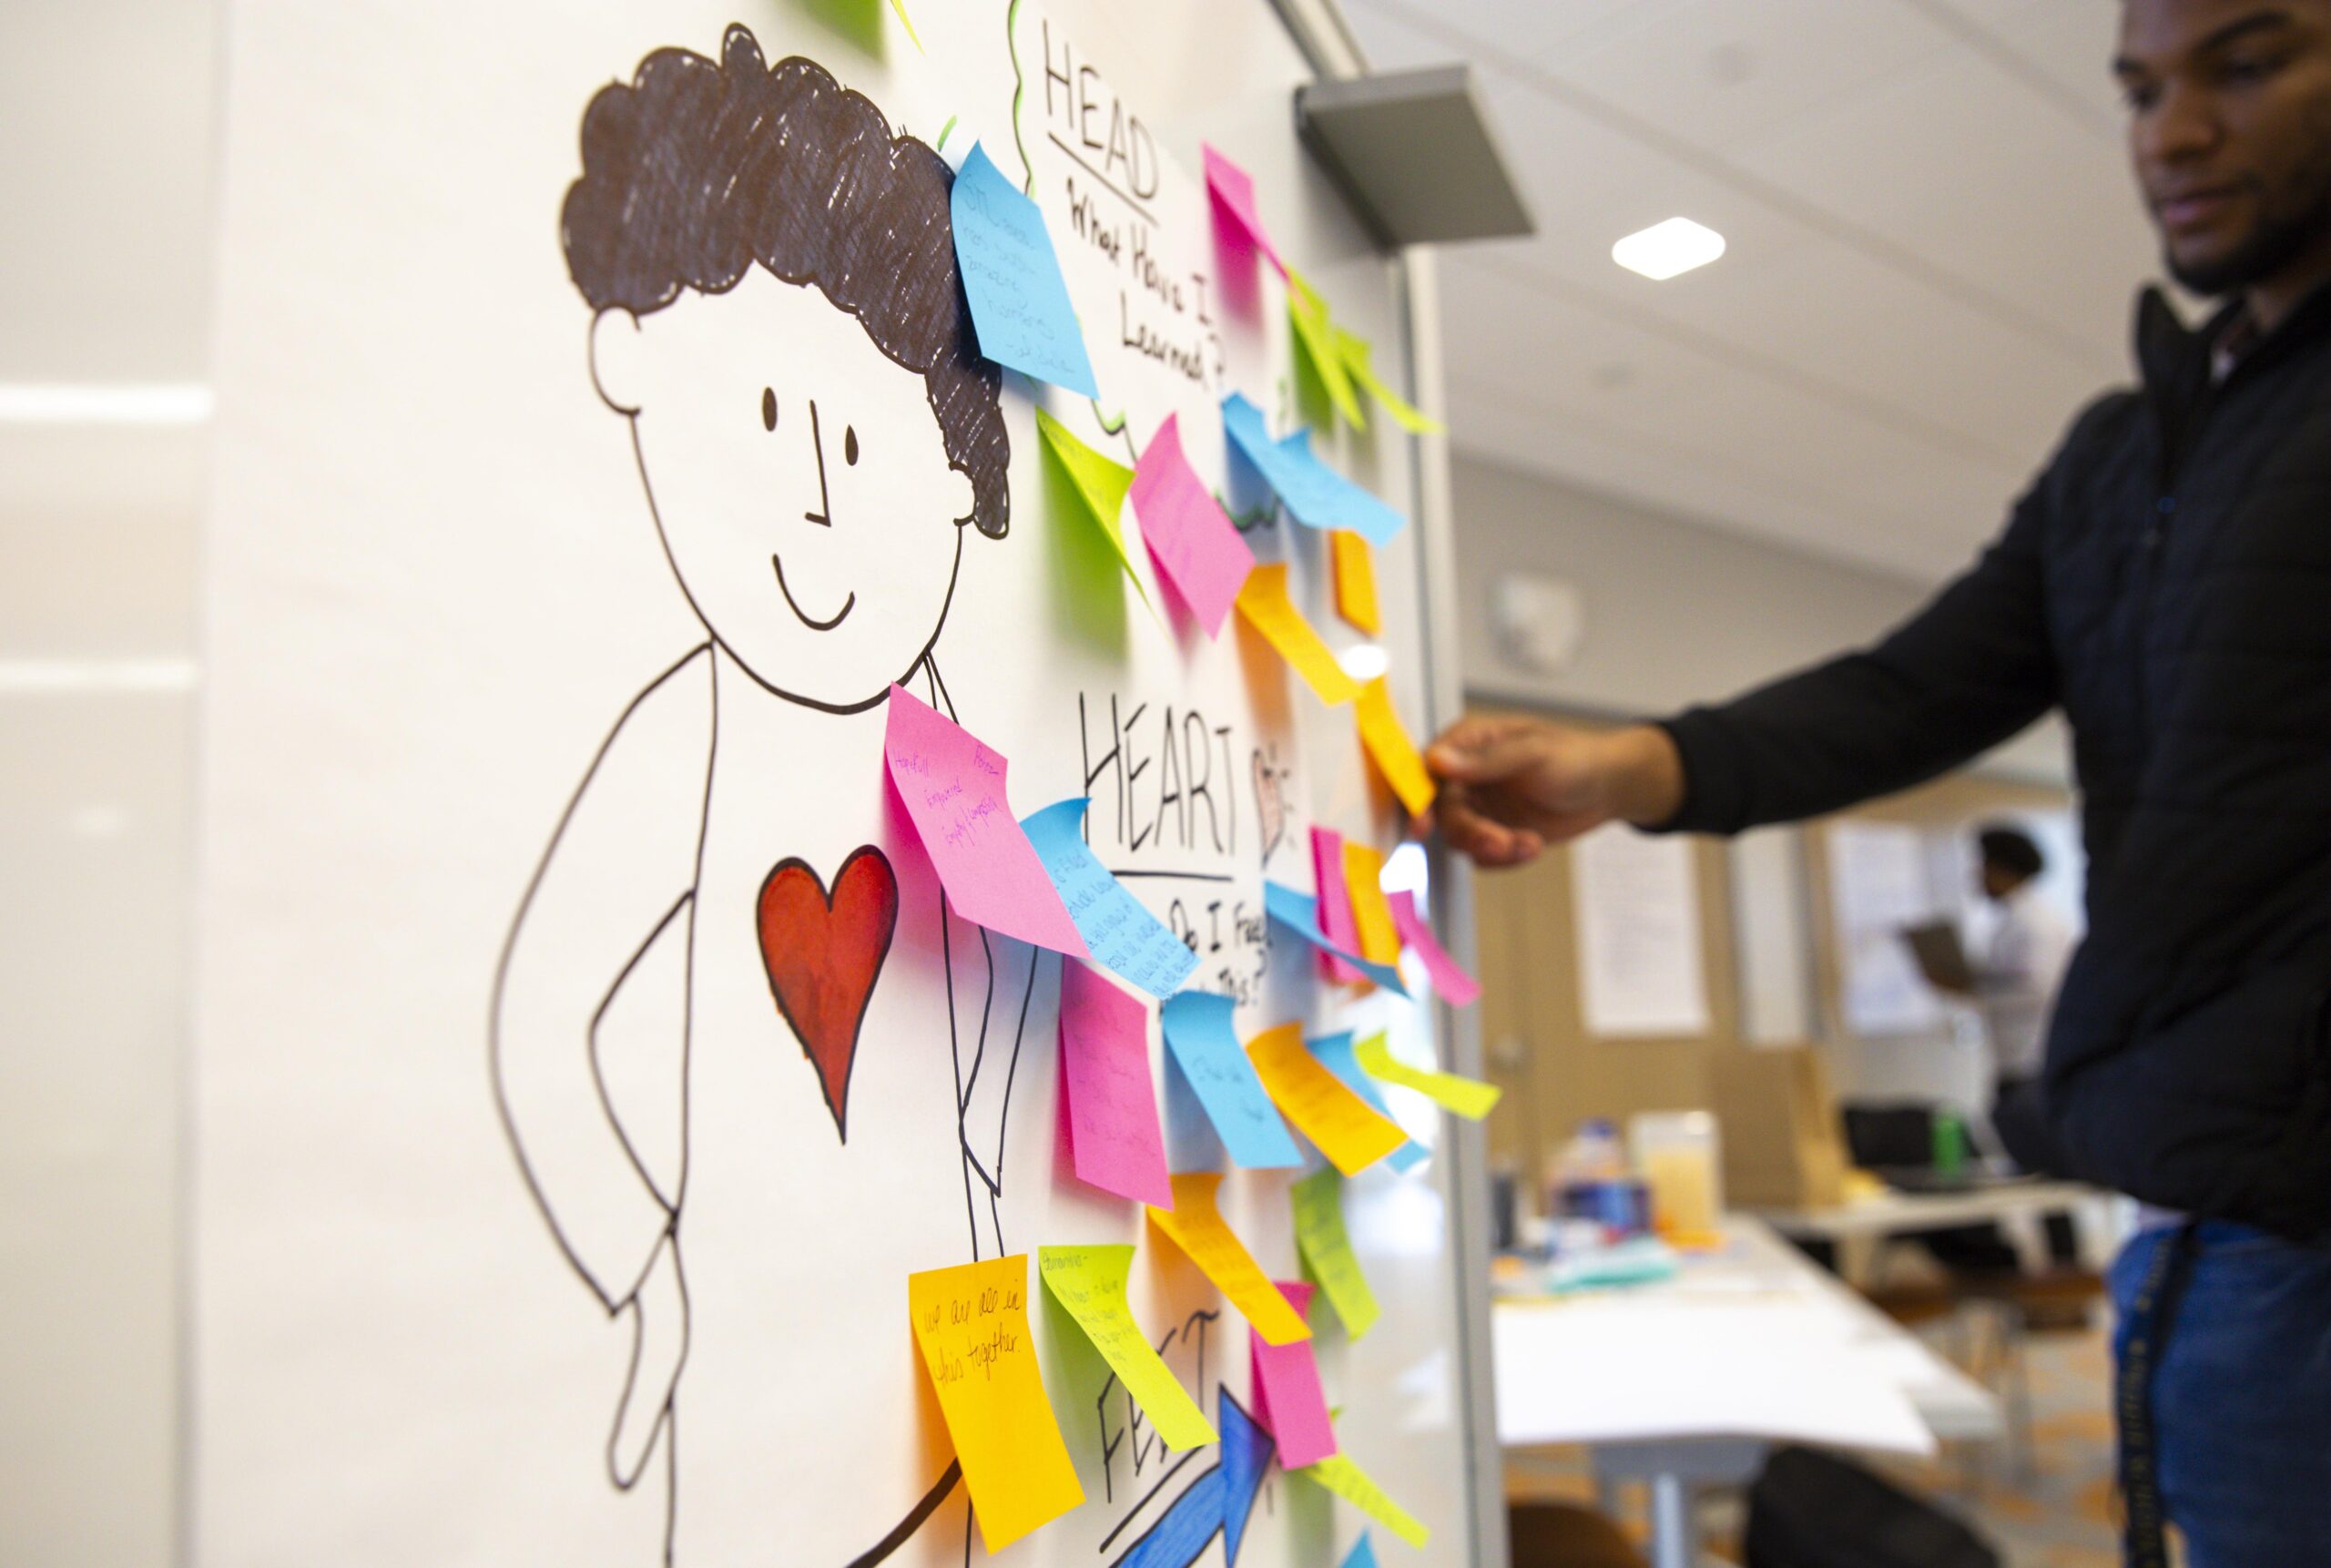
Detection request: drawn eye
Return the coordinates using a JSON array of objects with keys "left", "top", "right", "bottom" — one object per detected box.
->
[
  {"left": 844, "top": 425, "right": 860, "bottom": 465},
  {"left": 760, "top": 388, "right": 778, "bottom": 432}
]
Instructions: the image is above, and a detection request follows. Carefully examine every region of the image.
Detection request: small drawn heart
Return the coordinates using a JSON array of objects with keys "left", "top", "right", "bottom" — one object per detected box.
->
[
  {"left": 1253, "top": 748, "right": 1288, "bottom": 865},
  {"left": 755, "top": 847, "right": 899, "bottom": 1142}
]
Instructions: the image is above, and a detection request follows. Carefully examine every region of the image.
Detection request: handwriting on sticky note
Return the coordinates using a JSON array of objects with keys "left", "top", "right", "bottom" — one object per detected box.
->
[
  {"left": 1309, "top": 1033, "right": 1430, "bottom": 1174},
  {"left": 1355, "top": 678, "right": 1436, "bottom": 819},
  {"left": 1261, "top": 881, "right": 1409, "bottom": 996},
  {"left": 1037, "top": 410, "right": 1152, "bottom": 607},
  {"left": 1038, "top": 1244, "right": 1217, "bottom": 1451},
  {"left": 1203, "top": 144, "right": 1284, "bottom": 274},
  {"left": 1331, "top": 531, "right": 1380, "bottom": 636},
  {"left": 1388, "top": 891, "right": 1479, "bottom": 1006},
  {"left": 1335, "top": 324, "right": 1444, "bottom": 435},
  {"left": 1247, "top": 1023, "right": 1407, "bottom": 1176},
  {"left": 1291, "top": 1166, "right": 1379, "bottom": 1339},
  {"left": 1059, "top": 961, "right": 1175, "bottom": 1207},
  {"left": 952, "top": 142, "right": 1099, "bottom": 397},
  {"left": 1130, "top": 413, "right": 1255, "bottom": 638},
  {"left": 1023, "top": 799, "right": 1196, "bottom": 999},
  {"left": 1301, "top": 1453, "right": 1430, "bottom": 1548},
  {"left": 1249, "top": 1278, "right": 1338, "bottom": 1468},
  {"left": 1288, "top": 269, "right": 1365, "bottom": 429},
  {"left": 907, "top": 1255, "right": 1084, "bottom": 1550},
  {"left": 885, "top": 686, "right": 1088, "bottom": 957},
  {"left": 1236, "top": 563, "right": 1361, "bottom": 708},
  {"left": 1159, "top": 992, "right": 1301, "bottom": 1169},
  {"left": 1355, "top": 1032, "right": 1501, "bottom": 1120},
  {"left": 1341, "top": 841, "right": 1401, "bottom": 966},
  {"left": 1148, "top": 1172, "right": 1311, "bottom": 1345}
]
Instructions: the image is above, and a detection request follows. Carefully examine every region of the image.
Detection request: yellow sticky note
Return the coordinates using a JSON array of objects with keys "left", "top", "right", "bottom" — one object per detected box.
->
[
  {"left": 908, "top": 1255, "right": 1084, "bottom": 1550},
  {"left": 1038, "top": 1245, "right": 1218, "bottom": 1451},
  {"left": 1038, "top": 407, "right": 1155, "bottom": 610},
  {"left": 1331, "top": 530, "right": 1381, "bottom": 635},
  {"left": 1148, "top": 1172, "right": 1312, "bottom": 1346},
  {"left": 1247, "top": 1023, "right": 1408, "bottom": 1176},
  {"left": 1301, "top": 1453, "right": 1431, "bottom": 1548},
  {"left": 1288, "top": 270, "right": 1366, "bottom": 430},
  {"left": 1334, "top": 324, "right": 1445, "bottom": 436},
  {"left": 1237, "top": 563, "right": 1361, "bottom": 706},
  {"left": 1291, "top": 1167, "right": 1379, "bottom": 1339},
  {"left": 1356, "top": 677, "right": 1436, "bottom": 818},
  {"left": 1342, "top": 842, "right": 1401, "bottom": 965},
  {"left": 1356, "top": 1032, "right": 1502, "bottom": 1120}
]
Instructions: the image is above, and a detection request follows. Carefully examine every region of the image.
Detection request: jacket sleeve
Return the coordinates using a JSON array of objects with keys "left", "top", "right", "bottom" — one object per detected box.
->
[{"left": 1652, "top": 460, "right": 2064, "bottom": 837}]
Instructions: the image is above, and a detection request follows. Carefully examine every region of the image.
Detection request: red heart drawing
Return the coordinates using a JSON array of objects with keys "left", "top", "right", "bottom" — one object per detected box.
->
[{"left": 755, "top": 847, "right": 899, "bottom": 1142}]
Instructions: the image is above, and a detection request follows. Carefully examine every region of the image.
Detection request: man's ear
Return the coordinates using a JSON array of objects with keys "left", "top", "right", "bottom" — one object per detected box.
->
[
  {"left": 946, "top": 463, "right": 980, "bottom": 530},
  {"left": 588, "top": 309, "right": 646, "bottom": 414}
]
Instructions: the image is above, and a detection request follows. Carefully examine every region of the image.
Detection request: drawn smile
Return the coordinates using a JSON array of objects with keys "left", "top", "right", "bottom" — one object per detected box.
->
[{"left": 771, "top": 554, "right": 855, "bottom": 631}]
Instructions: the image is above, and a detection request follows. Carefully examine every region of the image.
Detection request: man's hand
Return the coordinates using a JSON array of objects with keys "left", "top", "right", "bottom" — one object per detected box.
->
[{"left": 1422, "top": 718, "right": 1685, "bottom": 869}]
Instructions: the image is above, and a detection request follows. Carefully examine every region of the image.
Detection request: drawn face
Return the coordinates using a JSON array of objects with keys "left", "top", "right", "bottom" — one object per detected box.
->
[{"left": 595, "top": 267, "right": 978, "bottom": 711}]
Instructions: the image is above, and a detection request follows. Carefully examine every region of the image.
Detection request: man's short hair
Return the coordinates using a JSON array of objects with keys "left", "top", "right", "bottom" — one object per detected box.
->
[
  {"left": 1979, "top": 823, "right": 2045, "bottom": 882},
  {"left": 561, "top": 25, "right": 1010, "bottom": 539}
]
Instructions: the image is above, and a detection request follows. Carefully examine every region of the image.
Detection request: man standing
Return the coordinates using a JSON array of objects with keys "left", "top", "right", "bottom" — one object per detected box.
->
[{"left": 1427, "top": 3, "right": 2331, "bottom": 1562}]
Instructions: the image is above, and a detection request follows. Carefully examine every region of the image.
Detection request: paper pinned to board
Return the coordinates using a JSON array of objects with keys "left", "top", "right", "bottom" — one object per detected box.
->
[
  {"left": 1248, "top": 1278, "right": 1338, "bottom": 1468},
  {"left": 1037, "top": 409, "right": 1152, "bottom": 608},
  {"left": 1288, "top": 269, "right": 1366, "bottom": 429},
  {"left": 1291, "top": 1166, "right": 1380, "bottom": 1339},
  {"left": 1128, "top": 412, "right": 1255, "bottom": 638},
  {"left": 884, "top": 686, "right": 1087, "bottom": 958},
  {"left": 1299, "top": 1452, "right": 1430, "bottom": 1548},
  {"left": 1247, "top": 1023, "right": 1408, "bottom": 1176},
  {"left": 1354, "top": 1031, "right": 1501, "bottom": 1121},
  {"left": 1203, "top": 143, "right": 1286, "bottom": 273},
  {"left": 1159, "top": 992, "right": 1303, "bottom": 1170},
  {"left": 1308, "top": 1033, "right": 1429, "bottom": 1173},
  {"left": 1147, "top": 1171, "right": 1312, "bottom": 1345},
  {"left": 1058, "top": 961, "right": 1175, "bottom": 1207},
  {"left": 952, "top": 142, "right": 1099, "bottom": 397},
  {"left": 1235, "top": 563, "right": 1362, "bottom": 707},
  {"left": 1022, "top": 798, "right": 1196, "bottom": 999},
  {"left": 907, "top": 1254, "right": 1084, "bottom": 1551},
  {"left": 1341, "top": 841, "right": 1401, "bottom": 966},
  {"left": 1355, "top": 677, "right": 1436, "bottom": 819},
  {"left": 1331, "top": 531, "right": 1380, "bottom": 636},
  {"left": 1310, "top": 827, "right": 1366, "bottom": 984},
  {"left": 1335, "top": 324, "right": 1444, "bottom": 435},
  {"left": 1388, "top": 891, "right": 1480, "bottom": 1006},
  {"left": 1261, "top": 881, "right": 1409, "bottom": 995},
  {"left": 1038, "top": 1245, "right": 1217, "bottom": 1450}
]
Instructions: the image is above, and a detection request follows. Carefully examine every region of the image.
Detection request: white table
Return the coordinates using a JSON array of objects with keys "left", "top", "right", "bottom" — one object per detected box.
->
[{"left": 1493, "top": 1217, "right": 2000, "bottom": 1568}]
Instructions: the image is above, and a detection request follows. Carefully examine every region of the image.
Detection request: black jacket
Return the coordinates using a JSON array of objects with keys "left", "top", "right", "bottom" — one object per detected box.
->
[{"left": 1658, "top": 285, "right": 2331, "bottom": 1239}]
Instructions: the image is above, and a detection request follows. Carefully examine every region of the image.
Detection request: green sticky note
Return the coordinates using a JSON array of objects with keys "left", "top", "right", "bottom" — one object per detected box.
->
[
  {"left": 1037, "top": 408, "right": 1153, "bottom": 610},
  {"left": 1292, "top": 1167, "right": 1379, "bottom": 1339},
  {"left": 1356, "top": 1032, "right": 1501, "bottom": 1120},
  {"left": 1288, "top": 270, "right": 1367, "bottom": 430},
  {"left": 1038, "top": 1245, "right": 1219, "bottom": 1451},
  {"left": 891, "top": 0, "right": 923, "bottom": 51},
  {"left": 1301, "top": 1454, "right": 1430, "bottom": 1548},
  {"left": 1332, "top": 325, "right": 1444, "bottom": 436}
]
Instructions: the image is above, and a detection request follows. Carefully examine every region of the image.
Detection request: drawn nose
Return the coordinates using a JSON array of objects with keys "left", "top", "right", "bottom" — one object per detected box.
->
[{"left": 804, "top": 400, "right": 834, "bottom": 527}]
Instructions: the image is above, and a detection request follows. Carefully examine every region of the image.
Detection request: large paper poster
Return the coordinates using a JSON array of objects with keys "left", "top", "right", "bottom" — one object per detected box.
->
[{"left": 196, "top": 4, "right": 1465, "bottom": 1566}]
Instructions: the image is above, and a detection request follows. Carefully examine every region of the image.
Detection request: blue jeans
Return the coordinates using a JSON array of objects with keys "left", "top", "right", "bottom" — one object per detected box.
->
[{"left": 2109, "top": 1222, "right": 2331, "bottom": 1566}]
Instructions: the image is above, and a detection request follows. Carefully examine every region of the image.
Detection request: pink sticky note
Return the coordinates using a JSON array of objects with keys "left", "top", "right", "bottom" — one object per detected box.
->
[
  {"left": 1060, "top": 961, "right": 1174, "bottom": 1207},
  {"left": 884, "top": 686, "right": 1088, "bottom": 958},
  {"left": 1203, "top": 144, "right": 1286, "bottom": 275},
  {"left": 1129, "top": 414, "right": 1256, "bottom": 639},
  {"left": 1389, "top": 891, "right": 1481, "bottom": 1006},
  {"left": 1250, "top": 1279, "right": 1337, "bottom": 1469},
  {"left": 1310, "top": 828, "right": 1365, "bottom": 984}
]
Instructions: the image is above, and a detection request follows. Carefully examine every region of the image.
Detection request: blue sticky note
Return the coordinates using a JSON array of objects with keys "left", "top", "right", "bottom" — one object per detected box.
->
[
  {"left": 1309, "top": 1033, "right": 1430, "bottom": 1174},
  {"left": 1262, "top": 881, "right": 1410, "bottom": 996},
  {"left": 1341, "top": 1532, "right": 1380, "bottom": 1568},
  {"left": 1022, "top": 798, "right": 1200, "bottom": 999},
  {"left": 952, "top": 142, "right": 1099, "bottom": 397},
  {"left": 1220, "top": 394, "right": 1407, "bottom": 547},
  {"left": 1159, "top": 992, "right": 1302, "bottom": 1169}
]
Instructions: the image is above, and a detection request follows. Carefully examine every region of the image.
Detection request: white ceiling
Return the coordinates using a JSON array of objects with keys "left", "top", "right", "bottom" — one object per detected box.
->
[{"left": 1339, "top": 0, "right": 2163, "bottom": 584}]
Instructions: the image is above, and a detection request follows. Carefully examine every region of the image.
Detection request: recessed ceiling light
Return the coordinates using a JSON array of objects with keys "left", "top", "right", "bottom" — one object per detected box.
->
[{"left": 1612, "top": 217, "right": 1726, "bottom": 281}]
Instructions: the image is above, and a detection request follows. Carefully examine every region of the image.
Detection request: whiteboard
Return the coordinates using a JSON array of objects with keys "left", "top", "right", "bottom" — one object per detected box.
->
[{"left": 190, "top": 2, "right": 1495, "bottom": 1564}]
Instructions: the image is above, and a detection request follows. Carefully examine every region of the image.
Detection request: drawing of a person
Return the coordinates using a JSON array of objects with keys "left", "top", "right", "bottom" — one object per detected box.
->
[{"left": 492, "top": 29, "right": 1035, "bottom": 1564}]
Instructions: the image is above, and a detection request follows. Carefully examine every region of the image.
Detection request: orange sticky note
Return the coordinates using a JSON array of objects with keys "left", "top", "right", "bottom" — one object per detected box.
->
[
  {"left": 1341, "top": 841, "right": 1401, "bottom": 965},
  {"left": 907, "top": 1255, "right": 1084, "bottom": 1551},
  {"left": 1331, "top": 531, "right": 1380, "bottom": 635},
  {"left": 1237, "top": 563, "right": 1360, "bottom": 706},
  {"left": 1147, "top": 1172, "right": 1312, "bottom": 1346},
  {"left": 1355, "top": 677, "right": 1436, "bottom": 818},
  {"left": 1246, "top": 1023, "right": 1408, "bottom": 1176}
]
